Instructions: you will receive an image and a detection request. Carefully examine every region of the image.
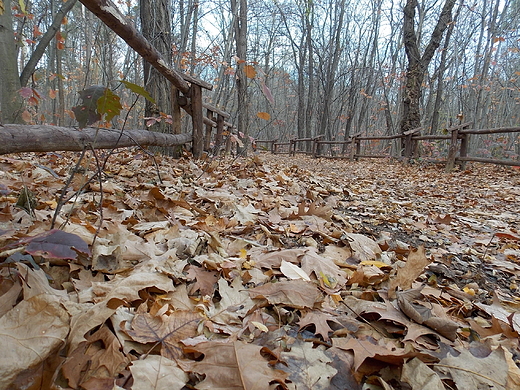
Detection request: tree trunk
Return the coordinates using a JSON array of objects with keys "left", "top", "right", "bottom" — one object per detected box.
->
[
  {"left": 400, "top": 0, "right": 457, "bottom": 152},
  {"left": 232, "top": 0, "right": 249, "bottom": 155},
  {"left": 0, "top": 124, "right": 191, "bottom": 155},
  {"left": 140, "top": 0, "right": 173, "bottom": 135},
  {"left": 0, "top": 6, "right": 23, "bottom": 123}
]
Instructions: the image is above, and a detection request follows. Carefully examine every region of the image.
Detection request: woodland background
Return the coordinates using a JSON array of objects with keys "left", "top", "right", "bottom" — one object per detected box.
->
[
  {"left": 1, "top": 1, "right": 520, "bottom": 389},
  {"left": 0, "top": 0, "right": 519, "bottom": 158}
]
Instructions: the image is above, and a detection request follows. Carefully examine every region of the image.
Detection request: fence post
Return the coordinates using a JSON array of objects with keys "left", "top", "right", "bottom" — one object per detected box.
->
[
  {"left": 458, "top": 126, "right": 471, "bottom": 170},
  {"left": 214, "top": 114, "right": 224, "bottom": 154},
  {"left": 350, "top": 136, "right": 359, "bottom": 160},
  {"left": 190, "top": 84, "right": 204, "bottom": 159},
  {"left": 445, "top": 127, "right": 460, "bottom": 171},
  {"left": 314, "top": 139, "right": 320, "bottom": 158},
  {"left": 204, "top": 109, "right": 214, "bottom": 151},
  {"left": 290, "top": 139, "right": 296, "bottom": 156}
]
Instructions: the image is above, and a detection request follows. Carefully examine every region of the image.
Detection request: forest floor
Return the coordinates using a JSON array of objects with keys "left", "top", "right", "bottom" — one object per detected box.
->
[{"left": 0, "top": 150, "right": 519, "bottom": 390}]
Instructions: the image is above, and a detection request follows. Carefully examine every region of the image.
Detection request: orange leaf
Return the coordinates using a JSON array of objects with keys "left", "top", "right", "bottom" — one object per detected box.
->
[
  {"left": 245, "top": 64, "right": 257, "bottom": 78},
  {"left": 257, "top": 112, "right": 270, "bottom": 120},
  {"left": 21, "top": 110, "right": 32, "bottom": 123}
]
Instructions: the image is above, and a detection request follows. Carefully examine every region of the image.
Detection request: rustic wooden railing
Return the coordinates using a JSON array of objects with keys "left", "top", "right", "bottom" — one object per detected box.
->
[
  {"left": 258, "top": 122, "right": 520, "bottom": 170},
  {"left": 80, "top": 0, "right": 234, "bottom": 159}
]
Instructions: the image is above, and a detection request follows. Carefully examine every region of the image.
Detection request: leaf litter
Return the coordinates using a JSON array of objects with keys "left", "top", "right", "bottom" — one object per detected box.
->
[{"left": 0, "top": 150, "right": 519, "bottom": 389}]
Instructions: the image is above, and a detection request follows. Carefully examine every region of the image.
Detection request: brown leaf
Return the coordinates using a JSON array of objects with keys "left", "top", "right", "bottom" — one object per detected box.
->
[
  {"left": 125, "top": 310, "right": 201, "bottom": 360},
  {"left": 62, "top": 325, "right": 130, "bottom": 388},
  {"left": 180, "top": 341, "right": 288, "bottom": 389},
  {"left": 388, "top": 246, "right": 431, "bottom": 298},
  {"left": 333, "top": 336, "right": 436, "bottom": 372},
  {"left": 301, "top": 249, "right": 348, "bottom": 293},
  {"left": 0, "top": 295, "right": 70, "bottom": 388},
  {"left": 280, "top": 339, "right": 336, "bottom": 389},
  {"left": 130, "top": 355, "right": 188, "bottom": 390},
  {"left": 257, "top": 112, "right": 270, "bottom": 120},
  {"left": 397, "top": 288, "right": 459, "bottom": 341},
  {"left": 247, "top": 279, "right": 323, "bottom": 309},
  {"left": 298, "top": 310, "right": 343, "bottom": 341},
  {"left": 186, "top": 265, "right": 219, "bottom": 296}
]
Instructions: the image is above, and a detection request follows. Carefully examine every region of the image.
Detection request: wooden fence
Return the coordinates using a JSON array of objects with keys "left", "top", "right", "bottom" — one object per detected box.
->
[
  {"left": 80, "top": 0, "right": 234, "bottom": 159},
  {"left": 256, "top": 122, "right": 520, "bottom": 170}
]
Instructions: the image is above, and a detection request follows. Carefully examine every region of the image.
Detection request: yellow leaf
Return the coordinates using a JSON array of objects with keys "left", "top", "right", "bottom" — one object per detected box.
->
[
  {"left": 319, "top": 271, "right": 336, "bottom": 288},
  {"left": 44, "top": 200, "right": 58, "bottom": 209},
  {"left": 244, "top": 64, "right": 257, "bottom": 78},
  {"left": 257, "top": 112, "right": 270, "bottom": 120},
  {"left": 0, "top": 1, "right": 4, "bottom": 15},
  {"left": 239, "top": 248, "right": 248, "bottom": 259},
  {"left": 18, "top": 0, "right": 26, "bottom": 14},
  {"left": 463, "top": 286, "right": 475, "bottom": 296},
  {"left": 360, "top": 260, "right": 392, "bottom": 269},
  {"left": 251, "top": 321, "right": 269, "bottom": 332}
]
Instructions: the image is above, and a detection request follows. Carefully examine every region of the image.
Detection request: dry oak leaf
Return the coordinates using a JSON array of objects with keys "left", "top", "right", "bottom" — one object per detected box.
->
[
  {"left": 247, "top": 279, "right": 323, "bottom": 309},
  {"left": 179, "top": 340, "right": 288, "bottom": 390},
  {"left": 205, "top": 278, "right": 255, "bottom": 325},
  {"left": 435, "top": 346, "right": 520, "bottom": 389},
  {"left": 298, "top": 310, "right": 343, "bottom": 341},
  {"left": 342, "top": 233, "right": 382, "bottom": 262},
  {"left": 62, "top": 325, "right": 130, "bottom": 389},
  {"left": 388, "top": 246, "right": 431, "bottom": 298},
  {"left": 300, "top": 249, "right": 348, "bottom": 293},
  {"left": 186, "top": 265, "right": 219, "bottom": 296},
  {"left": 279, "top": 339, "right": 337, "bottom": 390},
  {"left": 130, "top": 355, "right": 188, "bottom": 390},
  {"left": 396, "top": 288, "right": 459, "bottom": 341},
  {"left": 252, "top": 248, "right": 307, "bottom": 269},
  {"left": 0, "top": 294, "right": 70, "bottom": 389},
  {"left": 125, "top": 310, "right": 201, "bottom": 360},
  {"left": 332, "top": 336, "right": 437, "bottom": 372},
  {"left": 401, "top": 357, "right": 444, "bottom": 390}
]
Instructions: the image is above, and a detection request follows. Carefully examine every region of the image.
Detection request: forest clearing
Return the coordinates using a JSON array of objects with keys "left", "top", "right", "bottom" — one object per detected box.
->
[{"left": 0, "top": 151, "right": 519, "bottom": 389}]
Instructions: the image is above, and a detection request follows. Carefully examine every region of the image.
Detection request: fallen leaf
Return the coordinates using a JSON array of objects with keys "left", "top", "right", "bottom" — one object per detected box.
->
[
  {"left": 388, "top": 246, "right": 431, "bottom": 298},
  {"left": 125, "top": 309, "right": 201, "bottom": 360},
  {"left": 0, "top": 295, "right": 69, "bottom": 388},
  {"left": 130, "top": 355, "right": 188, "bottom": 390},
  {"left": 180, "top": 340, "right": 288, "bottom": 389},
  {"left": 248, "top": 279, "right": 322, "bottom": 309}
]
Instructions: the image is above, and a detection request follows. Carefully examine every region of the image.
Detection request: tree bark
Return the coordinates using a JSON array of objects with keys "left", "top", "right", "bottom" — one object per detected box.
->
[
  {"left": 0, "top": 6, "right": 23, "bottom": 123},
  {"left": 232, "top": 0, "right": 249, "bottom": 154},
  {"left": 400, "top": 0, "right": 456, "bottom": 142},
  {"left": 140, "top": 0, "right": 173, "bottom": 135},
  {"left": 0, "top": 124, "right": 191, "bottom": 155}
]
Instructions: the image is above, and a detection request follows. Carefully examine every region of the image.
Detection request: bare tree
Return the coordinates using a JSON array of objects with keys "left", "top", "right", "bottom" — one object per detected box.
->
[
  {"left": 400, "top": 0, "right": 457, "bottom": 141},
  {"left": 231, "top": 0, "right": 249, "bottom": 154},
  {"left": 140, "top": 0, "right": 173, "bottom": 135},
  {"left": 0, "top": 4, "right": 23, "bottom": 123}
]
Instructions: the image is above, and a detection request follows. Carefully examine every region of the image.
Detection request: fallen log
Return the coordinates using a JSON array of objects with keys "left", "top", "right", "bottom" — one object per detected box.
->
[{"left": 0, "top": 124, "right": 191, "bottom": 155}]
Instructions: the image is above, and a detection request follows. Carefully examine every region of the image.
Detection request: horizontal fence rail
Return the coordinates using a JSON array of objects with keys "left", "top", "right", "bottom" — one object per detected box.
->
[{"left": 257, "top": 122, "right": 520, "bottom": 170}]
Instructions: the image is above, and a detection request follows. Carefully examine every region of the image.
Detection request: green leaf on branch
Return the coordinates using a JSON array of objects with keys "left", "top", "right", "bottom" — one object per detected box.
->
[
  {"left": 121, "top": 80, "right": 156, "bottom": 104},
  {"left": 72, "top": 85, "right": 122, "bottom": 128},
  {"left": 97, "top": 88, "right": 123, "bottom": 122}
]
